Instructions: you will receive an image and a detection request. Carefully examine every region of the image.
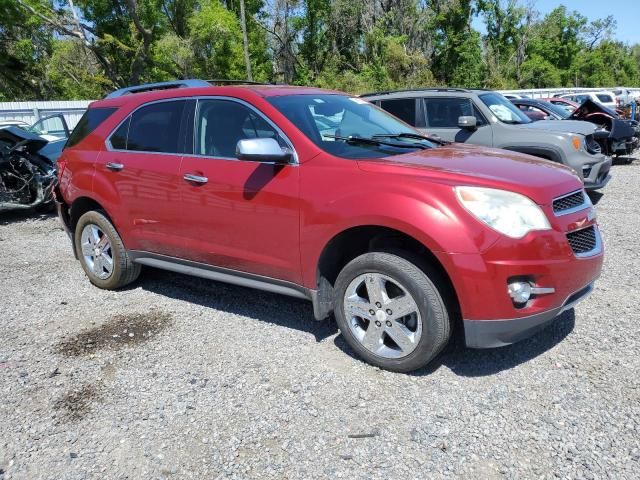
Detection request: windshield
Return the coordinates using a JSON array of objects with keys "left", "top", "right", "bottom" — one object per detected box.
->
[
  {"left": 480, "top": 92, "right": 532, "bottom": 124},
  {"left": 267, "top": 94, "right": 436, "bottom": 159}
]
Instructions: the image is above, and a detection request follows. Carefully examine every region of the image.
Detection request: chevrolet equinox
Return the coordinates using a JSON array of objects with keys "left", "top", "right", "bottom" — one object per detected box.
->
[{"left": 54, "top": 80, "right": 604, "bottom": 372}]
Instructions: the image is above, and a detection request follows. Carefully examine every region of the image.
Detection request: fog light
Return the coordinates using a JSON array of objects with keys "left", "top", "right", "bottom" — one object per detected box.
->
[{"left": 508, "top": 281, "right": 532, "bottom": 305}]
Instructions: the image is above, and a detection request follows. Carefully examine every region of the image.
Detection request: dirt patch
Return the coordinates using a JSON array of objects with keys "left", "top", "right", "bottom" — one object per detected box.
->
[
  {"left": 54, "top": 383, "right": 100, "bottom": 421},
  {"left": 56, "top": 311, "right": 173, "bottom": 357}
]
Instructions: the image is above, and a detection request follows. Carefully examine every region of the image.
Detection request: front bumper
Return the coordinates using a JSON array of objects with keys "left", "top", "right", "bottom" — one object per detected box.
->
[
  {"left": 582, "top": 155, "right": 612, "bottom": 191},
  {"left": 464, "top": 283, "right": 593, "bottom": 348}
]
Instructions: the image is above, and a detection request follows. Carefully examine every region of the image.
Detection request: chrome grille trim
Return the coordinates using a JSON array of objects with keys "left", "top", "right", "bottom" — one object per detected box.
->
[{"left": 552, "top": 189, "right": 590, "bottom": 216}]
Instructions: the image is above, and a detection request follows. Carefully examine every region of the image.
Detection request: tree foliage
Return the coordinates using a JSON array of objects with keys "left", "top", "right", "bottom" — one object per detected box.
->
[{"left": 2, "top": 0, "right": 639, "bottom": 100}]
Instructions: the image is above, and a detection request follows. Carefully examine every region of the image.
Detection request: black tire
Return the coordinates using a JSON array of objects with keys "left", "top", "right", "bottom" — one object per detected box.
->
[
  {"left": 333, "top": 252, "right": 451, "bottom": 373},
  {"left": 74, "top": 210, "right": 141, "bottom": 289}
]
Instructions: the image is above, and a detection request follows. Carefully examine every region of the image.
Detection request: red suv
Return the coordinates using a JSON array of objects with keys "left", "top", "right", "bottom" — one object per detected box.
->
[{"left": 54, "top": 80, "right": 603, "bottom": 372}]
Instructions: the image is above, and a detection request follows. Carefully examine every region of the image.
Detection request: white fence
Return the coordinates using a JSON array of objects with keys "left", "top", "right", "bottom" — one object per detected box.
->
[
  {"left": 497, "top": 87, "right": 639, "bottom": 100},
  {"left": 0, "top": 100, "right": 94, "bottom": 130}
]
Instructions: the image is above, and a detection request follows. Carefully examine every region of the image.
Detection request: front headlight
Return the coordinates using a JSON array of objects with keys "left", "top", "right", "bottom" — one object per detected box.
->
[{"left": 455, "top": 186, "right": 551, "bottom": 239}]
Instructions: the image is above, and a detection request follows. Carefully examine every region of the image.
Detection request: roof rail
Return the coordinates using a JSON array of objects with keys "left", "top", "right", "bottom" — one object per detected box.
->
[
  {"left": 105, "top": 79, "right": 211, "bottom": 99},
  {"left": 206, "top": 79, "right": 275, "bottom": 86},
  {"left": 360, "top": 87, "right": 472, "bottom": 97}
]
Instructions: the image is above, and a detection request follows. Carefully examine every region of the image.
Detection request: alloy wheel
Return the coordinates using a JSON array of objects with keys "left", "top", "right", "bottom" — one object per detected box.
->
[
  {"left": 80, "top": 224, "right": 114, "bottom": 280},
  {"left": 343, "top": 273, "right": 422, "bottom": 359}
]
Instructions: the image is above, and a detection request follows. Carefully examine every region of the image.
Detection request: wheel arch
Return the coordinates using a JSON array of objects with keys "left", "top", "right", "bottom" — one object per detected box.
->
[
  {"left": 500, "top": 144, "right": 565, "bottom": 164},
  {"left": 312, "top": 225, "right": 461, "bottom": 333},
  {"left": 65, "top": 196, "right": 116, "bottom": 258}
]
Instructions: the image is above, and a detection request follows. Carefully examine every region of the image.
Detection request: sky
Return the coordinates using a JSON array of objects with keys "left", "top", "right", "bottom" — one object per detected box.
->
[{"left": 473, "top": 0, "right": 640, "bottom": 45}]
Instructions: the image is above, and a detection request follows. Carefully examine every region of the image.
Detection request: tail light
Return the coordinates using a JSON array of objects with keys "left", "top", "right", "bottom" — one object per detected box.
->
[{"left": 56, "top": 152, "right": 68, "bottom": 180}]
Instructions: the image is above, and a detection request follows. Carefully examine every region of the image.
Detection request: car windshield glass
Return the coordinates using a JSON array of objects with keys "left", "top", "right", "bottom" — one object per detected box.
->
[
  {"left": 267, "top": 94, "right": 436, "bottom": 159},
  {"left": 479, "top": 92, "right": 531, "bottom": 124},
  {"left": 539, "top": 101, "right": 571, "bottom": 119}
]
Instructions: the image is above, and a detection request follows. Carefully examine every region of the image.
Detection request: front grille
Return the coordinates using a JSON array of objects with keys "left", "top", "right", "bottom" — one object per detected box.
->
[
  {"left": 566, "top": 226, "right": 597, "bottom": 255},
  {"left": 553, "top": 190, "right": 586, "bottom": 214}
]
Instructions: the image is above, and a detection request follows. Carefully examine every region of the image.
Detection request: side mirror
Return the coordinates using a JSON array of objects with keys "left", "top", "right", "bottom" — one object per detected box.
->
[
  {"left": 236, "top": 138, "right": 292, "bottom": 164},
  {"left": 458, "top": 116, "right": 477, "bottom": 130}
]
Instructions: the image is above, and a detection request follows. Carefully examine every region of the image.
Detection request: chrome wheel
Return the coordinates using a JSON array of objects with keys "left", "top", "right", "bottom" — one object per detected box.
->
[
  {"left": 343, "top": 273, "right": 422, "bottom": 359},
  {"left": 80, "top": 224, "right": 114, "bottom": 280}
]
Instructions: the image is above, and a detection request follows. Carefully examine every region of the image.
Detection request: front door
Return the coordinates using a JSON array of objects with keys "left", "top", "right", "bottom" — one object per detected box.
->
[
  {"left": 178, "top": 98, "right": 301, "bottom": 283},
  {"left": 420, "top": 97, "right": 493, "bottom": 146}
]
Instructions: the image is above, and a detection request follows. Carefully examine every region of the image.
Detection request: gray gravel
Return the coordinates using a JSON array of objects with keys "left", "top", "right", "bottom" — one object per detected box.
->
[{"left": 1, "top": 155, "right": 639, "bottom": 480}]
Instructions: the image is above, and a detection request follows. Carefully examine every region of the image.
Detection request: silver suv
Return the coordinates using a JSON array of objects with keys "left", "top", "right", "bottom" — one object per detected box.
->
[{"left": 363, "top": 89, "right": 611, "bottom": 190}]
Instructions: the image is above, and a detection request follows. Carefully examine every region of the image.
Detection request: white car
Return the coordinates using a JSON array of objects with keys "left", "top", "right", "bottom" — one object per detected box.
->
[
  {"left": 0, "top": 114, "right": 70, "bottom": 141},
  {"left": 557, "top": 92, "right": 617, "bottom": 110}
]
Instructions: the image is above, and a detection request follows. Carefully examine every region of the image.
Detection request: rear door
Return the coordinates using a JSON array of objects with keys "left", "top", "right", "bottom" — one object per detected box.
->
[
  {"left": 377, "top": 98, "right": 424, "bottom": 128},
  {"left": 177, "top": 97, "right": 301, "bottom": 282},
  {"left": 420, "top": 97, "right": 493, "bottom": 145},
  {"left": 95, "top": 99, "right": 192, "bottom": 257},
  {"left": 29, "top": 114, "right": 70, "bottom": 139}
]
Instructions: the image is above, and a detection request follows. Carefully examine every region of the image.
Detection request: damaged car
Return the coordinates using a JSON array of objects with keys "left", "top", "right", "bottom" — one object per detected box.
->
[
  {"left": 511, "top": 98, "right": 639, "bottom": 160},
  {"left": 0, "top": 127, "right": 62, "bottom": 212}
]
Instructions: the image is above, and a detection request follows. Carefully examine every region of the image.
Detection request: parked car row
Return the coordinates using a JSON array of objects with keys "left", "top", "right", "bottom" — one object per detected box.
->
[
  {"left": 49, "top": 80, "right": 606, "bottom": 372},
  {"left": 364, "top": 88, "right": 612, "bottom": 190}
]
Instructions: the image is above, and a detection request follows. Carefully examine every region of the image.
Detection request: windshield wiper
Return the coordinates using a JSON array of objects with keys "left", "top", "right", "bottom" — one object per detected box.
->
[
  {"left": 373, "top": 132, "right": 448, "bottom": 145},
  {"left": 322, "top": 134, "right": 428, "bottom": 149}
]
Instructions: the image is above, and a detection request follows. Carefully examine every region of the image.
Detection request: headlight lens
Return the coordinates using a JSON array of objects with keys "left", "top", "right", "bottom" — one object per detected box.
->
[{"left": 455, "top": 186, "right": 551, "bottom": 238}]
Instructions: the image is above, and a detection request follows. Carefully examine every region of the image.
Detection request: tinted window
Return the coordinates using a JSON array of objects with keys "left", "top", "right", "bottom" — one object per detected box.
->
[
  {"left": 195, "top": 100, "right": 286, "bottom": 158},
  {"left": 269, "top": 94, "right": 434, "bottom": 159},
  {"left": 425, "top": 98, "right": 487, "bottom": 127},
  {"left": 596, "top": 94, "right": 613, "bottom": 103},
  {"left": 110, "top": 117, "right": 130, "bottom": 150},
  {"left": 379, "top": 98, "right": 416, "bottom": 125},
  {"left": 127, "top": 101, "right": 186, "bottom": 153},
  {"left": 66, "top": 108, "right": 117, "bottom": 148}
]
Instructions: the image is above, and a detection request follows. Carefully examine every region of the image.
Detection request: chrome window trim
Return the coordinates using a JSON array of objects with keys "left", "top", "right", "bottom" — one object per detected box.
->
[
  {"left": 191, "top": 96, "right": 299, "bottom": 165},
  {"left": 552, "top": 189, "right": 590, "bottom": 217},
  {"left": 105, "top": 97, "right": 188, "bottom": 155},
  {"left": 105, "top": 96, "right": 299, "bottom": 166}
]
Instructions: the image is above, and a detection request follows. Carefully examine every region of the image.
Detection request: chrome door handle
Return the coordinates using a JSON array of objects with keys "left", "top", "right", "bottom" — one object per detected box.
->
[
  {"left": 106, "top": 162, "right": 124, "bottom": 171},
  {"left": 183, "top": 173, "right": 208, "bottom": 184}
]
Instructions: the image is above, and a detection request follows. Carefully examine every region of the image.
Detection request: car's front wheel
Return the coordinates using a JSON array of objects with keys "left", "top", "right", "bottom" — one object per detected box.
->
[
  {"left": 74, "top": 210, "right": 141, "bottom": 289},
  {"left": 333, "top": 252, "right": 451, "bottom": 372}
]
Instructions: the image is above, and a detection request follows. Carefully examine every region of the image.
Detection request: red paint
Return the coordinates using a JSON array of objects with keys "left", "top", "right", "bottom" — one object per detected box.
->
[{"left": 57, "top": 85, "right": 603, "bottom": 324}]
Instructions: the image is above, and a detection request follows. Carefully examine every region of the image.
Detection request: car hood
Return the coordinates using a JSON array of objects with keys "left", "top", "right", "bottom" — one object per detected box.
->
[
  {"left": 517, "top": 119, "right": 596, "bottom": 135},
  {"left": 570, "top": 98, "right": 618, "bottom": 120},
  {"left": 0, "top": 126, "right": 49, "bottom": 153},
  {"left": 357, "top": 143, "right": 582, "bottom": 204}
]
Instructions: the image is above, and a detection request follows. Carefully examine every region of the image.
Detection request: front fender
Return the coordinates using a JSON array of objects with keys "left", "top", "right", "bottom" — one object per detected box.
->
[
  {"left": 299, "top": 177, "right": 501, "bottom": 288},
  {"left": 498, "top": 143, "right": 567, "bottom": 164}
]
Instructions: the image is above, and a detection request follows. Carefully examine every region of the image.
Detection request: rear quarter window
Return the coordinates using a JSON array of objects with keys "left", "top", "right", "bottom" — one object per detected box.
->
[{"left": 65, "top": 107, "right": 117, "bottom": 148}]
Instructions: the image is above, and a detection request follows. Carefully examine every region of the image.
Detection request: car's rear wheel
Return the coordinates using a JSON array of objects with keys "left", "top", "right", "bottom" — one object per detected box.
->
[
  {"left": 333, "top": 252, "right": 451, "bottom": 372},
  {"left": 74, "top": 210, "right": 141, "bottom": 289}
]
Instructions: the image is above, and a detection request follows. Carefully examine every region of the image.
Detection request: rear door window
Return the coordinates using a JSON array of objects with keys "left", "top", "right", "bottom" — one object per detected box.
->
[
  {"left": 126, "top": 101, "right": 186, "bottom": 153},
  {"left": 379, "top": 98, "right": 417, "bottom": 126}
]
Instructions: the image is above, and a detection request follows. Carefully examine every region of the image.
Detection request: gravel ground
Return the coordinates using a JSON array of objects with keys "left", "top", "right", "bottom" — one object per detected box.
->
[{"left": 1, "top": 155, "right": 639, "bottom": 480}]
